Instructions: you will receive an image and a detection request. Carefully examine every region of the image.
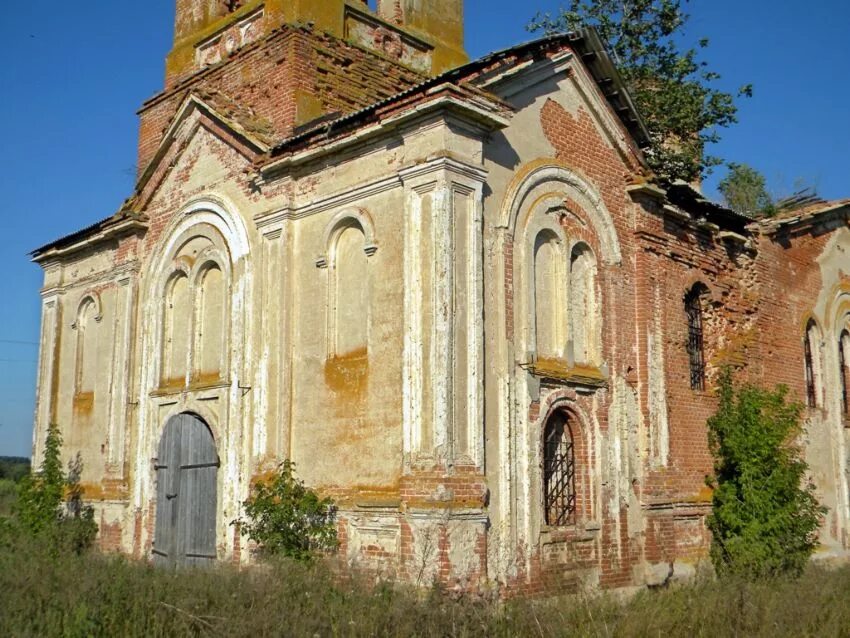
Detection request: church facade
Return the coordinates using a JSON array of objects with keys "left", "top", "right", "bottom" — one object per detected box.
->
[{"left": 31, "top": 0, "right": 850, "bottom": 593}]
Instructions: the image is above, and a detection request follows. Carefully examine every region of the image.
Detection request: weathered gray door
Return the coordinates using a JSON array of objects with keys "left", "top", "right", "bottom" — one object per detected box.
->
[{"left": 153, "top": 413, "right": 218, "bottom": 567}]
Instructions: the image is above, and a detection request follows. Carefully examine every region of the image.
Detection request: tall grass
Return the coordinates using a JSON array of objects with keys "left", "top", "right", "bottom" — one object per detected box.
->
[
  {"left": 0, "top": 479, "right": 17, "bottom": 518},
  {"left": 1, "top": 537, "right": 849, "bottom": 637}
]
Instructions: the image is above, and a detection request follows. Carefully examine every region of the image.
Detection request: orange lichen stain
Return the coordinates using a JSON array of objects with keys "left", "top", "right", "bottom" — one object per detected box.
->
[
  {"left": 531, "top": 358, "right": 606, "bottom": 384},
  {"left": 73, "top": 391, "right": 94, "bottom": 416},
  {"left": 685, "top": 485, "right": 714, "bottom": 504},
  {"left": 710, "top": 329, "right": 756, "bottom": 369},
  {"left": 78, "top": 480, "right": 129, "bottom": 501},
  {"left": 158, "top": 376, "right": 186, "bottom": 392},
  {"left": 190, "top": 369, "right": 224, "bottom": 388},
  {"left": 248, "top": 469, "right": 279, "bottom": 487},
  {"left": 319, "top": 482, "right": 402, "bottom": 507},
  {"left": 323, "top": 347, "right": 369, "bottom": 398}
]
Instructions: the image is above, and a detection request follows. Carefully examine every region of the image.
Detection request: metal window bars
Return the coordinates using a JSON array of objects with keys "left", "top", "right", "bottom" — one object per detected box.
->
[
  {"left": 840, "top": 331, "right": 849, "bottom": 416},
  {"left": 804, "top": 328, "right": 817, "bottom": 408},
  {"left": 543, "top": 416, "right": 576, "bottom": 527},
  {"left": 685, "top": 288, "right": 706, "bottom": 391}
]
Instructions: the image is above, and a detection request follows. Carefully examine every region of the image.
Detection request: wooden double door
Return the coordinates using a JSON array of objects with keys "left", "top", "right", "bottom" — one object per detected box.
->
[{"left": 152, "top": 413, "right": 219, "bottom": 567}]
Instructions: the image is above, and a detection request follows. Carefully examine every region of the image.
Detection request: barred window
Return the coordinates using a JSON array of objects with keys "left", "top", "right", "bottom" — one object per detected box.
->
[
  {"left": 685, "top": 285, "right": 707, "bottom": 391},
  {"left": 804, "top": 320, "right": 818, "bottom": 408},
  {"left": 840, "top": 330, "right": 849, "bottom": 416},
  {"left": 543, "top": 413, "right": 576, "bottom": 526}
]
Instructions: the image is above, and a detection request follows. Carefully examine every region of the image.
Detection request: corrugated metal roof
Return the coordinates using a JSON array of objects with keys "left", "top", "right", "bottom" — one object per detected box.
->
[{"left": 268, "top": 29, "right": 651, "bottom": 157}]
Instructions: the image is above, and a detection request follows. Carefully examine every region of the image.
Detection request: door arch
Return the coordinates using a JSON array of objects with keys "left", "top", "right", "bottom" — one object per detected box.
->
[{"left": 153, "top": 413, "right": 219, "bottom": 566}]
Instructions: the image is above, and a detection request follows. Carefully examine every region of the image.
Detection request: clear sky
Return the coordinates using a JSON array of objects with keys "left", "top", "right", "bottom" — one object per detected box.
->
[{"left": 0, "top": 1, "right": 847, "bottom": 457}]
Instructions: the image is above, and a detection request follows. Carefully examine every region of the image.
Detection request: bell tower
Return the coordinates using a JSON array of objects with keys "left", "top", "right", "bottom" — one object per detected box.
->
[{"left": 165, "top": 0, "right": 466, "bottom": 86}]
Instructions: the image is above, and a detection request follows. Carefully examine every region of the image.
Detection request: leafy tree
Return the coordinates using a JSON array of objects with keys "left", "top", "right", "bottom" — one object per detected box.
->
[
  {"left": 14, "top": 424, "right": 97, "bottom": 553},
  {"left": 0, "top": 457, "right": 31, "bottom": 482},
  {"left": 706, "top": 370, "right": 825, "bottom": 578},
  {"left": 718, "top": 163, "right": 775, "bottom": 217},
  {"left": 530, "top": 0, "right": 752, "bottom": 182},
  {"left": 234, "top": 460, "right": 337, "bottom": 561}
]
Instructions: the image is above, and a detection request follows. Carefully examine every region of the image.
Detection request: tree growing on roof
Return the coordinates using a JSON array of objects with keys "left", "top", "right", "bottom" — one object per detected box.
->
[
  {"left": 530, "top": 0, "right": 752, "bottom": 183},
  {"left": 718, "top": 163, "right": 775, "bottom": 218}
]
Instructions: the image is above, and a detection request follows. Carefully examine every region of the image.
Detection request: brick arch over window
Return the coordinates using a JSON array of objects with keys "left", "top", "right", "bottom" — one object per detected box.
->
[{"left": 538, "top": 401, "right": 594, "bottom": 528}]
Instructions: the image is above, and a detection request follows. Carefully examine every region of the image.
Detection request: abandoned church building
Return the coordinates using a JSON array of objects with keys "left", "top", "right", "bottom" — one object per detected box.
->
[{"left": 29, "top": 0, "right": 850, "bottom": 593}]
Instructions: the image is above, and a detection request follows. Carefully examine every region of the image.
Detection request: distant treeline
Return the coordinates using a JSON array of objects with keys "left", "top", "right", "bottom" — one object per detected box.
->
[{"left": 0, "top": 457, "right": 30, "bottom": 482}]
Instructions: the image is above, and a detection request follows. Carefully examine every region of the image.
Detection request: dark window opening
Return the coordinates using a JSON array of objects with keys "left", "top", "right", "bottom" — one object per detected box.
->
[
  {"left": 543, "top": 413, "right": 576, "bottom": 526},
  {"left": 804, "top": 321, "right": 818, "bottom": 408},
  {"left": 840, "top": 330, "right": 849, "bottom": 416},
  {"left": 685, "top": 285, "right": 706, "bottom": 391}
]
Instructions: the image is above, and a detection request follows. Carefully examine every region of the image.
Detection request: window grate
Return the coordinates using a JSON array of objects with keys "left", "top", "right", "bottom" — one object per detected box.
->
[
  {"left": 804, "top": 329, "right": 817, "bottom": 408},
  {"left": 840, "top": 331, "right": 849, "bottom": 416},
  {"left": 543, "top": 415, "right": 576, "bottom": 526},
  {"left": 685, "top": 287, "right": 706, "bottom": 391}
]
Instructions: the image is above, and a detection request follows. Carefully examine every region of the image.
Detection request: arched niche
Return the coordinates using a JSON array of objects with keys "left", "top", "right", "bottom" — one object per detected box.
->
[
  {"left": 569, "top": 242, "right": 600, "bottom": 366},
  {"left": 73, "top": 294, "right": 103, "bottom": 396},
  {"left": 532, "top": 228, "right": 566, "bottom": 360},
  {"left": 500, "top": 163, "right": 621, "bottom": 266},
  {"left": 147, "top": 198, "right": 242, "bottom": 391}
]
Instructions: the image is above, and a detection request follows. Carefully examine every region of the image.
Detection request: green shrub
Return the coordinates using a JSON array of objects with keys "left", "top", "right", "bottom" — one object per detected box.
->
[
  {"left": 706, "top": 370, "right": 826, "bottom": 578},
  {"left": 14, "top": 423, "right": 98, "bottom": 554},
  {"left": 234, "top": 460, "right": 338, "bottom": 561}
]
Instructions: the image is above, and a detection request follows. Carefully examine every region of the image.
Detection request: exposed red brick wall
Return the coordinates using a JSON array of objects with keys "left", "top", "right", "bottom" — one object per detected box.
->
[{"left": 137, "top": 25, "right": 423, "bottom": 179}]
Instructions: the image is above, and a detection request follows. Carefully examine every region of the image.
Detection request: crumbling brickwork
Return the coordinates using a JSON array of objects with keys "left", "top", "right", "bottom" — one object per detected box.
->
[{"left": 30, "top": 1, "right": 850, "bottom": 595}]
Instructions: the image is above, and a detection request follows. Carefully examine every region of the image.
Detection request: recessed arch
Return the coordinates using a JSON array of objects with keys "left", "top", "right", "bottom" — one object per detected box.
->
[
  {"left": 71, "top": 291, "right": 103, "bottom": 329},
  {"left": 569, "top": 241, "right": 599, "bottom": 365},
  {"left": 500, "top": 162, "right": 621, "bottom": 265},
  {"left": 532, "top": 228, "right": 566, "bottom": 359},
  {"left": 802, "top": 316, "right": 825, "bottom": 409},
  {"left": 143, "top": 196, "right": 247, "bottom": 393},
  {"left": 316, "top": 207, "right": 378, "bottom": 268}
]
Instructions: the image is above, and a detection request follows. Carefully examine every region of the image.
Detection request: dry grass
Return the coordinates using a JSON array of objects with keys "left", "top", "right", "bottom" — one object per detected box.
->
[{"left": 1, "top": 537, "right": 849, "bottom": 637}]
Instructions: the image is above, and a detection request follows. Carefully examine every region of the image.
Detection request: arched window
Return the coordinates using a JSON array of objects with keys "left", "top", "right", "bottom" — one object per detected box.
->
[
  {"left": 840, "top": 329, "right": 849, "bottom": 416},
  {"left": 196, "top": 265, "right": 225, "bottom": 381},
  {"left": 542, "top": 411, "right": 576, "bottom": 526},
  {"left": 163, "top": 274, "right": 190, "bottom": 386},
  {"left": 569, "top": 243, "right": 598, "bottom": 365},
  {"left": 804, "top": 319, "right": 822, "bottom": 408},
  {"left": 685, "top": 284, "right": 707, "bottom": 391},
  {"left": 331, "top": 223, "right": 369, "bottom": 357},
  {"left": 533, "top": 230, "right": 565, "bottom": 360}
]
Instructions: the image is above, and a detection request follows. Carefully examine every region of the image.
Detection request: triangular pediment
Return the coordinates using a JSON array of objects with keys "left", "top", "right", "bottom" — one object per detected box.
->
[
  {"left": 136, "top": 93, "right": 272, "bottom": 207},
  {"left": 478, "top": 49, "right": 646, "bottom": 171}
]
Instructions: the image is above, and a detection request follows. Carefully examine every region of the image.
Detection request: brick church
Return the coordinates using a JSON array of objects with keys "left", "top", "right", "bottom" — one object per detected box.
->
[{"left": 30, "top": 0, "right": 850, "bottom": 592}]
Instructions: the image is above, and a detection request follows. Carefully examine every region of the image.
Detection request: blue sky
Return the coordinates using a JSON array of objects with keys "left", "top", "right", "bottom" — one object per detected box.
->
[{"left": 0, "top": 1, "right": 847, "bottom": 457}]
